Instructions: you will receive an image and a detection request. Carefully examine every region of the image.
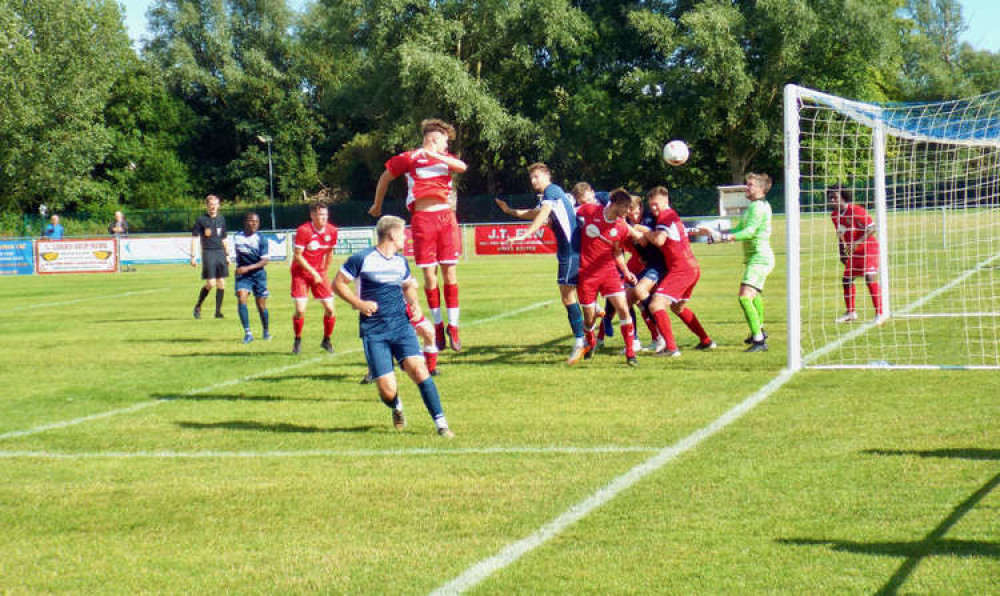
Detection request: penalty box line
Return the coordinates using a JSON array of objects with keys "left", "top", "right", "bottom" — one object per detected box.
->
[
  {"left": 429, "top": 252, "right": 1000, "bottom": 594},
  {"left": 0, "top": 300, "right": 555, "bottom": 443}
]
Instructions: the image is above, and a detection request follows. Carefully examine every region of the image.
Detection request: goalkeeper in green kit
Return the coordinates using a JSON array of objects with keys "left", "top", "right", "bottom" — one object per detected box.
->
[{"left": 699, "top": 172, "right": 774, "bottom": 352}]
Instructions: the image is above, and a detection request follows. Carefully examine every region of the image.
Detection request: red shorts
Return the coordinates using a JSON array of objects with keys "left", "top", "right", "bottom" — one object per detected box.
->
[
  {"left": 290, "top": 273, "right": 333, "bottom": 300},
  {"left": 654, "top": 267, "right": 700, "bottom": 303},
  {"left": 412, "top": 209, "right": 461, "bottom": 268},
  {"left": 844, "top": 251, "right": 878, "bottom": 278},
  {"left": 577, "top": 269, "right": 626, "bottom": 305}
]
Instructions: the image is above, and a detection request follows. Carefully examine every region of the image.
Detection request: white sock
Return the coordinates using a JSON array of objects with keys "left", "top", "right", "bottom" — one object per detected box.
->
[
  {"left": 447, "top": 308, "right": 459, "bottom": 327},
  {"left": 431, "top": 308, "right": 443, "bottom": 325}
]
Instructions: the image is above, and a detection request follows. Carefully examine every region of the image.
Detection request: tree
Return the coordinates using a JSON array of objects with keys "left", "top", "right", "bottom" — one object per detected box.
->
[
  {"left": 145, "top": 0, "right": 321, "bottom": 202},
  {"left": 628, "top": 0, "right": 901, "bottom": 183},
  {"left": 0, "top": 0, "right": 133, "bottom": 214}
]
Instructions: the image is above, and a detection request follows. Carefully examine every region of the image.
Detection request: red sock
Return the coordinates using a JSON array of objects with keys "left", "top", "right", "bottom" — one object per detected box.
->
[
  {"left": 323, "top": 314, "right": 336, "bottom": 338},
  {"left": 641, "top": 308, "right": 659, "bottom": 340},
  {"left": 844, "top": 282, "right": 856, "bottom": 312},
  {"left": 443, "top": 283, "right": 459, "bottom": 309},
  {"left": 585, "top": 329, "right": 596, "bottom": 349},
  {"left": 425, "top": 286, "right": 441, "bottom": 310},
  {"left": 424, "top": 350, "right": 438, "bottom": 373},
  {"left": 867, "top": 281, "right": 883, "bottom": 315},
  {"left": 293, "top": 315, "right": 305, "bottom": 338},
  {"left": 620, "top": 322, "right": 636, "bottom": 358},
  {"left": 653, "top": 310, "right": 677, "bottom": 352},
  {"left": 596, "top": 324, "right": 606, "bottom": 341},
  {"left": 676, "top": 308, "right": 709, "bottom": 342}
]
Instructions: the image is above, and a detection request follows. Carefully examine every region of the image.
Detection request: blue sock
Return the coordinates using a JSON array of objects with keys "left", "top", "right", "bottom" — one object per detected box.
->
[
  {"left": 259, "top": 307, "right": 269, "bottom": 332},
  {"left": 383, "top": 393, "right": 400, "bottom": 410},
  {"left": 417, "top": 378, "right": 443, "bottom": 419},
  {"left": 565, "top": 302, "right": 585, "bottom": 339},
  {"left": 602, "top": 299, "right": 614, "bottom": 336},
  {"left": 238, "top": 303, "right": 250, "bottom": 332}
]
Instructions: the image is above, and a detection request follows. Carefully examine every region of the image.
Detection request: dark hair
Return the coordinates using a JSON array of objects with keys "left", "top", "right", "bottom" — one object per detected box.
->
[
  {"left": 244, "top": 212, "right": 259, "bottom": 222},
  {"left": 421, "top": 118, "right": 456, "bottom": 140},
  {"left": 827, "top": 183, "right": 853, "bottom": 203},
  {"left": 309, "top": 201, "right": 328, "bottom": 214},
  {"left": 608, "top": 188, "right": 632, "bottom": 206}
]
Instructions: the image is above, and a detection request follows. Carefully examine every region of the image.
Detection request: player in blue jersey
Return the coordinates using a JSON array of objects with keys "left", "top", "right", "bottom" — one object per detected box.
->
[
  {"left": 332, "top": 215, "right": 454, "bottom": 438},
  {"left": 494, "top": 162, "right": 588, "bottom": 365},
  {"left": 233, "top": 212, "right": 270, "bottom": 343}
]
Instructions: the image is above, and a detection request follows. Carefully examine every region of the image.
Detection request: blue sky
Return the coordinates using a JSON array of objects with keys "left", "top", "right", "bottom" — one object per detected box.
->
[{"left": 121, "top": 0, "right": 999, "bottom": 53}]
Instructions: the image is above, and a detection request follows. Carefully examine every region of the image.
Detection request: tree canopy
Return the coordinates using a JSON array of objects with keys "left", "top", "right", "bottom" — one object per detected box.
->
[{"left": 1, "top": 0, "right": 997, "bottom": 218}]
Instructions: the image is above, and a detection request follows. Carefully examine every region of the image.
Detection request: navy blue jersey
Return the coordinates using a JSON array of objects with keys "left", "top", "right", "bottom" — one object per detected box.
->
[
  {"left": 536, "top": 183, "right": 580, "bottom": 257},
  {"left": 633, "top": 211, "right": 666, "bottom": 268},
  {"left": 233, "top": 231, "right": 266, "bottom": 270},
  {"left": 594, "top": 191, "right": 611, "bottom": 206},
  {"left": 339, "top": 247, "right": 413, "bottom": 337}
]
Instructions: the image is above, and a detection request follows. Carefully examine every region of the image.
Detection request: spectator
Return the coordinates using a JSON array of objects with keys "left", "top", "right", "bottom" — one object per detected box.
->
[
  {"left": 108, "top": 211, "right": 129, "bottom": 237},
  {"left": 42, "top": 215, "right": 64, "bottom": 239}
]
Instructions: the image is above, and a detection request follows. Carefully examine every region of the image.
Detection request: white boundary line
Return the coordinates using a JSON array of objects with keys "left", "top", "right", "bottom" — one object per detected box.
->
[
  {"left": 429, "top": 369, "right": 797, "bottom": 596},
  {"left": 0, "top": 300, "right": 555, "bottom": 442},
  {"left": 0, "top": 445, "right": 658, "bottom": 459},
  {"left": 430, "top": 252, "right": 1000, "bottom": 594},
  {"left": 4, "top": 287, "right": 173, "bottom": 312}
]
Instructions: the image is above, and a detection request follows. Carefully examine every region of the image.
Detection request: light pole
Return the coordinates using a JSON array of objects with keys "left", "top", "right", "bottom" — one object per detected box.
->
[{"left": 256, "top": 135, "right": 276, "bottom": 230}]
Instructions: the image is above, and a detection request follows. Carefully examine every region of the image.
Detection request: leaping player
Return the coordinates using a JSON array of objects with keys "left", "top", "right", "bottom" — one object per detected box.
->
[{"left": 369, "top": 119, "right": 468, "bottom": 352}]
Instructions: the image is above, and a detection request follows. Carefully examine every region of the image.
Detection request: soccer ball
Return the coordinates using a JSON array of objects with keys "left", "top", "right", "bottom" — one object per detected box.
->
[{"left": 663, "top": 140, "right": 689, "bottom": 166}]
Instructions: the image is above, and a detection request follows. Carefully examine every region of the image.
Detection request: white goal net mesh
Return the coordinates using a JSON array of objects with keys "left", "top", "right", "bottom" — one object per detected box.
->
[{"left": 788, "top": 86, "right": 1000, "bottom": 369}]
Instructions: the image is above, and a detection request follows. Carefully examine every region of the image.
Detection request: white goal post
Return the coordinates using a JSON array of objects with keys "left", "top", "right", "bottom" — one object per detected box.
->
[{"left": 784, "top": 84, "right": 1000, "bottom": 370}]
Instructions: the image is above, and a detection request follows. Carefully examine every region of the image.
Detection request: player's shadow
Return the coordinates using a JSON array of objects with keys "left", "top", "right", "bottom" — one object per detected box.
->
[
  {"left": 153, "top": 392, "right": 330, "bottom": 403},
  {"left": 91, "top": 318, "right": 180, "bottom": 324},
  {"left": 251, "top": 372, "right": 354, "bottom": 383},
  {"left": 778, "top": 449, "right": 1000, "bottom": 595},
  {"left": 167, "top": 351, "right": 289, "bottom": 358},
  {"left": 126, "top": 338, "right": 213, "bottom": 344},
  {"left": 457, "top": 336, "right": 577, "bottom": 366},
  {"left": 176, "top": 420, "right": 377, "bottom": 434}
]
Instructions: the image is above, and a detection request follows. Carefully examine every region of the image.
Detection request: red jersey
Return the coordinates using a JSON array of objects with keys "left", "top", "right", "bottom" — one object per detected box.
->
[
  {"left": 577, "top": 203, "right": 629, "bottom": 276},
  {"left": 291, "top": 222, "right": 338, "bottom": 275},
  {"left": 385, "top": 149, "right": 456, "bottom": 212},
  {"left": 831, "top": 203, "right": 877, "bottom": 256},
  {"left": 655, "top": 208, "right": 698, "bottom": 271}
]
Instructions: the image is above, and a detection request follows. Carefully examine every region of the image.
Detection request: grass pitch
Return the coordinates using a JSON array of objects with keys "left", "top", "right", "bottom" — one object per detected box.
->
[{"left": 0, "top": 239, "right": 997, "bottom": 594}]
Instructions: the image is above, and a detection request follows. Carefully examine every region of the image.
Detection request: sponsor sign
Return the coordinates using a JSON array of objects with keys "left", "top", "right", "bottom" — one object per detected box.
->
[
  {"left": 334, "top": 229, "right": 375, "bottom": 255},
  {"left": 475, "top": 225, "right": 558, "bottom": 255},
  {"left": 120, "top": 236, "right": 193, "bottom": 264},
  {"left": 0, "top": 240, "right": 34, "bottom": 275},
  {"left": 260, "top": 233, "right": 289, "bottom": 261},
  {"left": 36, "top": 238, "right": 117, "bottom": 274}
]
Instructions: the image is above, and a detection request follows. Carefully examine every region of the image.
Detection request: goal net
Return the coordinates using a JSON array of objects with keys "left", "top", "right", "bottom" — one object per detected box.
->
[{"left": 784, "top": 84, "right": 1000, "bottom": 370}]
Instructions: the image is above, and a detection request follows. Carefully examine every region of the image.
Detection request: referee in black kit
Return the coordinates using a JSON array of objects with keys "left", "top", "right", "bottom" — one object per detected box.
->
[{"left": 191, "top": 194, "right": 229, "bottom": 319}]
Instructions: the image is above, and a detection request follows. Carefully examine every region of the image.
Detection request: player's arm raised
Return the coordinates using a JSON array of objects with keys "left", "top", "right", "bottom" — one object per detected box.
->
[
  {"left": 506, "top": 203, "right": 552, "bottom": 243},
  {"left": 369, "top": 169, "right": 398, "bottom": 218},
  {"left": 494, "top": 198, "right": 541, "bottom": 221}
]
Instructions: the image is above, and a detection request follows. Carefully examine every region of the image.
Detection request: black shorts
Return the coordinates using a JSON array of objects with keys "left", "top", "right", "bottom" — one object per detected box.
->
[{"left": 201, "top": 250, "right": 229, "bottom": 280}]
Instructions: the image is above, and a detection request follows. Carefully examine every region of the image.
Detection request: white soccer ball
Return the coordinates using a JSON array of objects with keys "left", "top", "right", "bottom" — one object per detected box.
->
[{"left": 663, "top": 140, "right": 689, "bottom": 166}]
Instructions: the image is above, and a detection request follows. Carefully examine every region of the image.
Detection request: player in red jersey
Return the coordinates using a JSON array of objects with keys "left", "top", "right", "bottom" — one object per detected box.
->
[
  {"left": 577, "top": 189, "right": 640, "bottom": 366},
  {"left": 368, "top": 119, "right": 468, "bottom": 352},
  {"left": 290, "top": 202, "right": 339, "bottom": 354},
  {"left": 644, "top": 187, "right": 714, "bottom": 357},
  {"left": 828, "top": 184, "right": 884, "bottom": 323}
]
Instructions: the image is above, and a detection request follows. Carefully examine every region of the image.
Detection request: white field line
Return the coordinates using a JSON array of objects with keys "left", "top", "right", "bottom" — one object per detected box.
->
[
  {"left": 429, "top": 369, "right": 798, "bottom": 596},
  {"left": 0, "top": 300, "right": 554, "bottom": 442},
  {"left": 0, "top": 445, "right": 658, "bottom": 459},
  {"left": 4, "top": 287, "right": 173, "bottom": 312},
  {"left": 430, "top": 252, "right": 1000, "bottom": 595}
]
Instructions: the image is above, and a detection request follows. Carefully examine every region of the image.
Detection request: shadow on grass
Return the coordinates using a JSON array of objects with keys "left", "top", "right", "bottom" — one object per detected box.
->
[
  {"left": 863, "top": 448, "right": 1000, "bottom": 461},
  {"left": 251, "top": 372, "right": 354, "bottom": 383},
  {"left": 153, "top": 392, "right": 332, "bottom": 403},
  {"left": 92, "top": 318, "right": 181, "bottom": 324},
  {"left": 176, "top": 420, "right": 378, "bottom": 434},
  {"left": 779, "top": 463, "right": 1000, "bottom": 595}
]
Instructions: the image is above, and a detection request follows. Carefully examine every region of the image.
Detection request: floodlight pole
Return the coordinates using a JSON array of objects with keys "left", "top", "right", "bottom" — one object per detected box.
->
[{"left": 257, "top": 135, "right": 276, "bottom": 230}]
